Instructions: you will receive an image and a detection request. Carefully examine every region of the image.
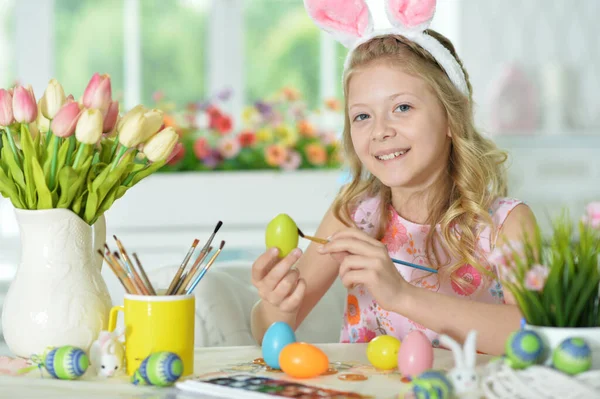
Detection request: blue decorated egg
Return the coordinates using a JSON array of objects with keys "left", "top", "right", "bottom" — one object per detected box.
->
[
  {"left": 553, "top": 337, "right": 592, "bottom": 375},
  {"left": 139, "top": 352, "right": 183, "bottom": 386},
  {"left": 44, "top": 346, "right": 89, "bottom": 380},
  {"left": 505, "top": 330, "right": 544, "bottom": 369},
  {"left": 262, "top": 321, "right": 296, "bottom": 369},
  {"left": 131, "top": 369, "right": 148, "bottom": 385},
  {"left": 412, "top": 370, "right": 453, "bottom": 399}
]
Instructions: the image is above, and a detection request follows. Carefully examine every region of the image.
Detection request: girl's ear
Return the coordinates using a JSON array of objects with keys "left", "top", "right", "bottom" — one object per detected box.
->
[
  {"left": 385, "top": 0, "right": 436, "bottom": 34},
  {"left": 303, "top": 0, "right": 374, "bottom": 48}
]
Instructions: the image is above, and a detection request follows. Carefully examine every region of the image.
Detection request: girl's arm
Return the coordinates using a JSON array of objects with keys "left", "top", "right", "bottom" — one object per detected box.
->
[
  {"left": 394, "top": 204, "right": 538, "bottom": 355},
  {"left": 250, "top": 204, "right": 347, "bottom": 344}
]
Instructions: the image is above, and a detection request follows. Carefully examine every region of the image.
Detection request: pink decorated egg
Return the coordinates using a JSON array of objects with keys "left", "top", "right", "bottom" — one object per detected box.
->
[{"left": 397, "top": 330, "right": 434, "bottom": 377}]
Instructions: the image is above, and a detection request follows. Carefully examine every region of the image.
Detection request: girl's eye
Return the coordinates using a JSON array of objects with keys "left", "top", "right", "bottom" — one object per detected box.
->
[
  {"left": 353, "top": 113, "right": 370, "bottom": 122},
  {"left": 395, "top": 104, "right": 411, "bottom": 112}
]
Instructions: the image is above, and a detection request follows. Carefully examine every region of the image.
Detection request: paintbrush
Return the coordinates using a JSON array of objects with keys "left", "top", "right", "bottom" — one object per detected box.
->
[
  {"left": 297, "top": 228, "right": 329, "bottom": 245},
  {"left": 166, "top": 238, "right": 200, "bottom": 295},
  {"left": 132, "top": 253, "right": 156, "bottom": 295},
  {"left": 106, "top": 250, "right": 140, "bottom": 294},
  {"left": 176, "top": 246, "right": 213, "bottom": 295},
  {"left": 186, "top": 241, "right": 226, "bottom": 295},
  {"left": 299, "top": 229, "right": 438, "bottom": 274},
  {"left": 113, "top": 251, "right": 148, "bottom": 295},
  {"left": 97, "top": 250, "right": 135, "bottom": 294},
  {"left": 113, "top": 235, "right": 151, "bottom": 295}
]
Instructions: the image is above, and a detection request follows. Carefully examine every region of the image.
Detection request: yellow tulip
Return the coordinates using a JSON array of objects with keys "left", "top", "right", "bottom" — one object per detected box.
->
[
  {"left": 117, "top": 106, "right": 164, "bottom": 147},
  {"left": 40, "top": 78, "right": 66, "bottom": 119},
  {"left": 142, "top": 127, "right": 178, "bottom": 162},
  {"left": 75, "top": 108, "right": 103, "bottom": 144}
]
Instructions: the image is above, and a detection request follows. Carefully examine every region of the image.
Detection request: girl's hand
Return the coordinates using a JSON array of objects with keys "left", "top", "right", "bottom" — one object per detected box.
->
[
  {"left": 318, "top": 228, "right": 408, "bottom": 312},
  {"left": 251, "top": 248, "right": 306, "bottom": 314}
]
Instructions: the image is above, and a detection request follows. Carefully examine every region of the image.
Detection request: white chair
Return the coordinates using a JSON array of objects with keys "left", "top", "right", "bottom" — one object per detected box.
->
[{"left": 148, "top": 261, "right": 347, "bottom": 347}]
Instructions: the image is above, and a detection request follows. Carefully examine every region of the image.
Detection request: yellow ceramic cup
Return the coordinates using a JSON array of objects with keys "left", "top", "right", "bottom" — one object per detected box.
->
[{"left": 108, "top": 293, "right": 195, "bottom": 376}]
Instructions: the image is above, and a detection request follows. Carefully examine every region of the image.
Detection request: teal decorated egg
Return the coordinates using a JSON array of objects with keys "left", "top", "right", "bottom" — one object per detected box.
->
[
  {"left": 412, "top": 370, "right": 453, "bottom": 399},
  {"left": 44, "top": 346, "right": 89, "bottom": 380},
  {"left": 552, "top": 337, "right": 592, "bottom": 375},
  {"left": 505, "top": 330, "right": 544, "bottom": 369},
  {"left": 131, "top": 369, "right": 148, "bottom": 385},
  {"left": 139, "top": 352, "right": 183, "bottom": 387}
]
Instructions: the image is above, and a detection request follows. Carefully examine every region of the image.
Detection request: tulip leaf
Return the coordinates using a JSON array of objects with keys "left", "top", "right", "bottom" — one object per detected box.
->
[
  {"left": 31, "top": 157, "right": 52, "bottom": 209},
  {"left": 0, "top": 167, "right": 24, "bottom": 208},
  {"left": 19, "top": 124, "right": 37, "bottom": 208},
  {"left": 126, "top": 160, "right": 165, "bottom": 187},
  {"left": 84, "top": 151, "right": 135, "bottom": 224},
  {"left": 1, "top": 135, "right": 25, "bottom": 193}
]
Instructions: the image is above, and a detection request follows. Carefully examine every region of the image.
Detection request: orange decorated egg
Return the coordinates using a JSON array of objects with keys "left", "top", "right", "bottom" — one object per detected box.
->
[{"left": 279, "top": 342, "right": 329, "bottom": 379}]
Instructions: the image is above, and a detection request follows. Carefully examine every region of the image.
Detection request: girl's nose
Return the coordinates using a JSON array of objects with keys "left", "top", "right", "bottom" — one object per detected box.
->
[{"left": 372, "top": 122, "right": 396, "bottom": 141}]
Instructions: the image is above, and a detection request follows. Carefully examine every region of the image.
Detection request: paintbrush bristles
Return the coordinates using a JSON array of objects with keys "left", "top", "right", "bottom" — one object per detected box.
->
[
  {"left": 133, "top": 253, "right": 156, "bottom": 295},
  {"left": 297, "top": 228, "right": 329, "bottom": 245}
]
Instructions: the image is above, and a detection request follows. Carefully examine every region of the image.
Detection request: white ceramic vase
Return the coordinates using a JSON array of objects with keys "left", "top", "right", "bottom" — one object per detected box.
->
[
  {"left": 525, "top": 324, "right": 600, "bottom": 370},
  {"left": 1, "top": 208, "right": 112, "bottom": 357}
]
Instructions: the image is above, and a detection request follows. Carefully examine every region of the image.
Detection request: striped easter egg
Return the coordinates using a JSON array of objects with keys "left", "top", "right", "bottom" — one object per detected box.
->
[
  {"left": 44, "top": 346, "right": 89, "bottom": 380},
  {"left": 552, "top": 337, "right": 592, "bottom": 375},
  {"left": 131, "top": 369, "right": 148, "bottom": 385},
  {"left": 505, "top": 330, "right": 544, "bottom": 369},
  {"left": 139, "top": 352, "right": 183, "bottom": 386},
  {"left": 412, "top": 370, "right": 453, "bottom": 399}
]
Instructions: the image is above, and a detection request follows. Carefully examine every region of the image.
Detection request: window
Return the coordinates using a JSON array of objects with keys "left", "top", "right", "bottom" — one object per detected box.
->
[
  {"left": 0, "top": 0, "right": 15, "bottom": 87},
  {"left": 244, "top": 0, "right": 321, "bottom": 108},
  {"left": 140, "top": 0, "right": 208, "bottom": 107},
  {"left": 54, "top": 0, "right": 125, "bottom": 100}
]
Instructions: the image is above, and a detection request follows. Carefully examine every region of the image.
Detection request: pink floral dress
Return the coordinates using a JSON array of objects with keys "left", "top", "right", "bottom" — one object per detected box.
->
[{"left": 339, "top": 196, "right": 523, "bottom": 347}]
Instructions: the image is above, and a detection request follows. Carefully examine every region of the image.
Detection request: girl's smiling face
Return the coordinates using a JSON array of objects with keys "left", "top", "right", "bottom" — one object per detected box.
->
[{"left": 347, "top": 61, "right": 451, "bottom": 193}]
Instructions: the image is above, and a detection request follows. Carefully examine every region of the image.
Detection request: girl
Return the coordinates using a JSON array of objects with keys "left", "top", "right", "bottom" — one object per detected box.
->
[{"left": 250, "top": 0, "right": 537, "bottom": 356}]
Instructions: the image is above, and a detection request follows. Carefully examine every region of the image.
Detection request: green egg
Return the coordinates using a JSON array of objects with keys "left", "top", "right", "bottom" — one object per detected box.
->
[
  {"left": 553, "top": 338, "right": 592, "bottom": 375},
  {"left": 139, "top": 352, "right": 183, "bottom": 387},
  {"left": 505, "top": 330, "right": 544, "bottom": 369},
  {"left": 265, "top": 214, "right": 299, "bottom": 258},
  {"left": 44, "top": 346, "right": 89, "bottom": 380},
  {"left": 412, "top": 370, "right": 453, "bottom": 399}
]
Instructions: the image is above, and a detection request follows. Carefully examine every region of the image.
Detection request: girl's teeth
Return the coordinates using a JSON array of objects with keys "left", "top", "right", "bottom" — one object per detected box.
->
[{"left": 376, "top": 151, "right": 406, "bottom": 160}]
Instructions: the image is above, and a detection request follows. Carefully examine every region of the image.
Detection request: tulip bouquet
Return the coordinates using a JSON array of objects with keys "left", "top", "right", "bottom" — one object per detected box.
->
[
  {"left": 0, "top": 74, "right": 178, "bottom": 225},
  {"left": 489, "top": 208, "right": 600, "bottom": 328}
]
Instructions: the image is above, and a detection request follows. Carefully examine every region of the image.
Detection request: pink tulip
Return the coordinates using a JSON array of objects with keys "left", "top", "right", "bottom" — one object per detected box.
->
[
  {"left": 0, "top": 89, "right": 14, "bottom": 126},
  {"left": 12, "top": 85, "right": 37, "bottom": 123},
  {"left": 51, "top": 100, "right": 83, "bottom": 138},
  {"left": 82, "top": 73, "right": 112, "bottom": 116},
  {"left": 103, "top": 100, "right": 119, "bottom": 133},
  {"left": 582, "top": 202, "right": 600, "bottom": 229}
]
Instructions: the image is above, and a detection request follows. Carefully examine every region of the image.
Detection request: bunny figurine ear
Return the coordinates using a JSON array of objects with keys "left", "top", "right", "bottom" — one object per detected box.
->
[
  {"left": 463, "top": 330, "right": 478, "bottom": 368},
  {"left": 439, "top": 334, "right": 464, "bottom": 369},
  {"left": 303, "top": 0, "right": 374, "bottom": 48},
  {"left": 385, "top": 0, "right": 436, "bottom": 34}
]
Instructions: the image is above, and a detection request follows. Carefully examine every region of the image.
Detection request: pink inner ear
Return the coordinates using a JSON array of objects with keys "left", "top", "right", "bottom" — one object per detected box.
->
[
  {"left": 388, "top": 0, "right": 436, "bottom": 28},
  {"left": 305, "top": 0, "right": 370, "bottom": 37}
]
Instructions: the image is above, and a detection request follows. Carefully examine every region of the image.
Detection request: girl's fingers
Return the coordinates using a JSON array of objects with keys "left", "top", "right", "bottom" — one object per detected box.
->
[
  {"left": 338, "top": 254, "right": 371, "bottom": 277},
  {"left": 251, "top": 248, "right": 281, "bottom": 283},
  {"left": 339, "top": 269, "right": 371, "bottom": 289},
  {"left": 262, "top": 248, "right": 302, "bottom": 291},
  {"left": 279, "top": 278, "right": 306, "bottom": 313},
  {"left": 270, "top": 268, "right": 300, "bottom": 303},
  {"left": 318, "top": 237, "right": 381, "bottom": 257}
]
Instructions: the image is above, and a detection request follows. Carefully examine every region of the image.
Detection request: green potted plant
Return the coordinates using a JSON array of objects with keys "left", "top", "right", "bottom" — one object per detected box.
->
[{"left": 490, "top": 204, "right": 600, "bottom": 369}]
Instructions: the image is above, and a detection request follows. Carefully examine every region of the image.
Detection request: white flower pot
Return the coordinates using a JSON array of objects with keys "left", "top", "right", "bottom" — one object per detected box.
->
[
  {"left": 1, "top": 209, "right": 112, "bottom": 357},
  {"left": 525, "top": 324, "right": 600, "bottom": 370}
]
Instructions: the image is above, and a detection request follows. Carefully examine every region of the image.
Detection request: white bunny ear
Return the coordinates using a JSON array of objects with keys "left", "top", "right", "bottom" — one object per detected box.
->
[
  {"left": 463, "top": 330, "right": 478, "bottom": 368},
  {"left": 439, "top": 334, "right": 464, "bottom": 368},
  {"left": 303, "top": 0, "right": 374, "bottom": 48},
  {"left": 385, "top": 0, "right": 436, "bottom": 34}
]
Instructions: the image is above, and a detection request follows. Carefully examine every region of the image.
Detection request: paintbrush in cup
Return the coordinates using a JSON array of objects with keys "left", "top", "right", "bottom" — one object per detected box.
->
[
  {"left": 297, "top": 228, "right": 329, "bottom": 245},
  {"left": 113, "top": 235, "right": 151, "bottom": 295},
  {"left": 166, "top": 238, "right": 200, "bottom": 295},
  {"left": 113, "top": 251, "right": 149, "bottom": 295},
  {"left": 133, "top": 253, "right": 156, "bottom": 295},
  {"left": 186, "top": 241, "right": 226, "bottom": 295},
  {"left": 107, "top": 250, "right": 141, "bottom": 294},
  {"left": 97, "top": 250, "right": 135, "bottom": 294},
  {"left": 176, "top": 246, "right": 213, "bottom": 295}
]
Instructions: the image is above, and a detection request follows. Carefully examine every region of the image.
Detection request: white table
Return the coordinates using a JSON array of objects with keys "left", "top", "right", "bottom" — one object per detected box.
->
[{"left": 0, "top": 343, "right": 491, "bottom": 399}]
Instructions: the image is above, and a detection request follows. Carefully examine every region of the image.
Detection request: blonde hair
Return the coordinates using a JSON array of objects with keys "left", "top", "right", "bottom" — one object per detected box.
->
[{"left": 332, "top": 31, "right": 508, "bottom": 286}]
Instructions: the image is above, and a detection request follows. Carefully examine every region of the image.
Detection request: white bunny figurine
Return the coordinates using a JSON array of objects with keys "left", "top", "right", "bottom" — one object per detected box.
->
[
  {"left": 438, "top": 330, "right": 481, "bottom": 397},
  {"left": 89, "top": 328, "right": 125, "bottom": 378}
]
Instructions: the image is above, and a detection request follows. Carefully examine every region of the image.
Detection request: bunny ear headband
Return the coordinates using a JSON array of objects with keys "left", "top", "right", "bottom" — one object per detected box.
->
[{"left": 303, "top": 0, "right": 469, "bottom": 97}]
